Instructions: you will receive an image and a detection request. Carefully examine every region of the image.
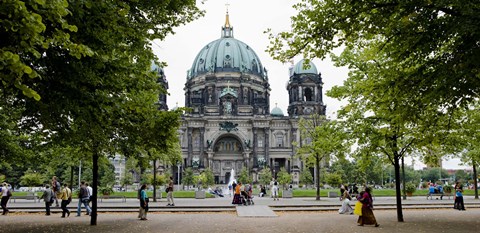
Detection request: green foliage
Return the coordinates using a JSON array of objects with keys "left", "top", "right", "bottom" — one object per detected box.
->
[
  {"left": 121, "top": 173, "right": 134, "bottom": 189},
  {"left": 182, "top": 167, "right": 195, "bottom": 187},
  {"left": 237, "top": 167, "right": 252, "bottom": 185},
  {"left": 267, "top": 0, "right": 480, "bottom": 113},
  {"left": 324, "top": 173, "right": 342, "bottom": 188},
  {"left": 276, "top": 168, "right": 292, "bottom": 189},
  {"left": 19, "top": 169, "right": 45, "bottom": 187},
  {"left": 421, "top": 168, "right": 449, "bottom": 184},
  {"left": 258, "top": 167, "right": 272, "bottom": 185},
  {"left": 299, "top": 169, "right": 313, "bottom": 186},
  {"left": 296, "top": 115, "right": 348, "bottom": 200},
  {"left": 403, "top": 182, "right": 417, "bottom": 194},
  {"left": 143, "top": 174, "right": 166, "bottom": 187},
  {"left": 99, "top": 186, "right": 114, "bottom": 196},
  {"left": 193, "top": 173, "right": 208, "bottom": 189},
  {"left": 203, "top": 168, "right": 215, "bottom": 188}
]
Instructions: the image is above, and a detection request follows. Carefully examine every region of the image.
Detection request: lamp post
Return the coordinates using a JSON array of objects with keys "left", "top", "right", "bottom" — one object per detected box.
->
[{"left": 177, "top": 162, "right": 181, "bottom": 189}]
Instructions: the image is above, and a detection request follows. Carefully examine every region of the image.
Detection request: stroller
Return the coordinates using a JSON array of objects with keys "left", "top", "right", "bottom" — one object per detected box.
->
[{"left": 240, "top": 185, "right": 254, "bottom": 205}]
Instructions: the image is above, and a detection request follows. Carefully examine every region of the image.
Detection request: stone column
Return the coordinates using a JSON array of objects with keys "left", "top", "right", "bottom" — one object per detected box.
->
[
  {"left": 264, "top": 127, "right": 270, "bottom": 167},
  {"left": 253, "top": 127, "right": 258, "bottom": 167},
  {"left": 187, "top": 128, "right": 192, "bottom": 167},
  {"left": 200, "top": 128, "right": 205, "bottom": 167}
]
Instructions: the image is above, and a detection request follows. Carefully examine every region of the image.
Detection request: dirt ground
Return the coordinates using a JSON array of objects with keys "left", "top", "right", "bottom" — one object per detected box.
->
[{"left": 0, "top": 209, "right": 478, "bottom": 233}]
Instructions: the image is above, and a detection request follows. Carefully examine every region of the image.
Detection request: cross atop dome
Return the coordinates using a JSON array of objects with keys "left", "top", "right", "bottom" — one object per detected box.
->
[{"left": 222, "top": 3, "right": 233, "bottom": 38}]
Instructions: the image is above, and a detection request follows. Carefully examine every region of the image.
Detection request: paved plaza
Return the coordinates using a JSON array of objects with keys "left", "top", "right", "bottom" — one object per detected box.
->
[{"left": 1, "top": 196, "right": 479, "bottom": 233}]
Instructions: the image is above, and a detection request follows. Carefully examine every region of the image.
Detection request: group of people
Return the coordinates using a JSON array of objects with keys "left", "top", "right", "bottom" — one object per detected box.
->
[{"left": 39, "top": 176, "right": 92, "bottom": 218}]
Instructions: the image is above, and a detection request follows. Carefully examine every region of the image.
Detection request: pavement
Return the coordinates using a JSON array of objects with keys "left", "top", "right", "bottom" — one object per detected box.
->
[{"left": 1, "top": 195, "right": 479, "bottom": 233}]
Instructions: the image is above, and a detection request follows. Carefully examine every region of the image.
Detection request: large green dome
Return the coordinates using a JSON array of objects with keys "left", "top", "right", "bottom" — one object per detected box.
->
[{"left": 187, "top": 13, "right": 266, "bottom": 80}]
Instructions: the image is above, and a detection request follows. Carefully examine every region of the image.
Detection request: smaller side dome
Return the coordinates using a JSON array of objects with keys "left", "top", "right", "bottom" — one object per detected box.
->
[
  {"left": 271, "top": 103, "right": 284, "bottom": 117},
  {"left": 293, "top": 59, "right": 318, "bottom": 75}
]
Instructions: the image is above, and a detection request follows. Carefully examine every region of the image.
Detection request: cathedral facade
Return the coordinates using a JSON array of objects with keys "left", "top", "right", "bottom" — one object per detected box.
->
[{"left": 169, "top": 13, "right": 326, "bottom": 184}]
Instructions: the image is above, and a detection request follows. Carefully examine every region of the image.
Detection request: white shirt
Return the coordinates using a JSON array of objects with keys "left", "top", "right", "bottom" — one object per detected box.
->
[
  {"left": 1, "top": 186, "right": 8, "bottom": 197},
  {"left": 87, "top": 186, "right": 93, "bottom": 197}
]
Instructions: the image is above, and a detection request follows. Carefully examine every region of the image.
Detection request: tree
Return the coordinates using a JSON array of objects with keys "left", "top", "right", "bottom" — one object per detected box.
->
[
  {"left": 121, "top": 173, "right": 134, "bottom": 192},
  {"left": 324, "top": 173, "right": 342, "bottom": 188},
  {"left": 9, "top": 1, "right": 203, "bottom": 226},
  {"left": 237, "top": 167, "right": 252, "bottom": 185},
  {"left": 299, "top": 169, "right": 313, "bottom": 188},
  {"left": 203, "top": 168, "right": 215, "bottom": 188},
  {"left": 296, "top": 115, "right": 347, "bottom": 200},
  {"left": 267, "top": 0, "right": 480, "bottom": 115},
  {"left": 259, "top": 167, "right": 273, "bottom": 186},
  {"left": 19, "top": 169, "right": 45, "bottom": 188},
  {"left": 276, "top": 168, "right": 292, "bottom": 190},
  {"left": 182, "top": 167, "right": 195, "bottom": 189}
]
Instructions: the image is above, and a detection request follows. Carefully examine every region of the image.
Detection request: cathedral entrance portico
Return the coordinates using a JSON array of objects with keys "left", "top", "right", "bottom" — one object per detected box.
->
[{"left": 208, "top": 134, "right": 251, "bottom": 184}]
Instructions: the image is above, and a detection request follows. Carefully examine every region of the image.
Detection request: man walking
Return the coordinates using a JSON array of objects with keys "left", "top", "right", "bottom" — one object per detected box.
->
[
  {"left": 167, "top": 176, "right": 175, "bottom": 206},
  {"left": 60, "top": 183, "right": 71, "bottom": 218},
  {"left": 40, "top": 185, "right": 54, "bottom": 215},
  {"left": 76, "top": 181, "right": 92, "bottom": 216},
  {"left": 1, "top": 182, "right": 11, "bottom": 215}
]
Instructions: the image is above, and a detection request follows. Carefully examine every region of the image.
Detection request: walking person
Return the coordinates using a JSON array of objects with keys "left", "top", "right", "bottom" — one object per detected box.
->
[
  {"left": 231, "top": 182, "right": 243, "bottom": 205},
  {"left": 86, "top": 182, "right": 93, "bottom": 205},
  {"left": 454, "top": 182, "right": 466, "bottom": 211},
  {"left": 139, "top": 184, "right": 149, "bottom": 220},
  {"left": 338, "top": 186, "right": 353, "bottom": 214},
  {"left": 357, "top": 187, "right": 379, "bottom": 227},
  {"left": 166, "top": 176, "right": 175, "bottom": 206},
  {"left": 59, "top": 183, "right": 72, "bottom": 218},
  {"left": 40, "top": 185, "right": 55, "bottom": 216},
  {"left": 76, "top": 181, "right": 92, "bottom": 216},
  {"left": 1, "top": 182, "right": 12, "bottom": 215},
  {"left": 51, "top": 176, "right": 61, "bottom": 207},
  {"left": 271, "top": 179, "right": 279, "bottom": 201}
]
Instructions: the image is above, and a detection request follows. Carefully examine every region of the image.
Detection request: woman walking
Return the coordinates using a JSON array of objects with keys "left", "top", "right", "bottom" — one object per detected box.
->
[
  {"left": 232, "top": 182, "right": 243, "bottom": 205},
  {"left": 139, "top": 184, "right": 149, "bottom": 220},
  {"left": 357, "top": 187, "right": 379, "bottom": 227}
]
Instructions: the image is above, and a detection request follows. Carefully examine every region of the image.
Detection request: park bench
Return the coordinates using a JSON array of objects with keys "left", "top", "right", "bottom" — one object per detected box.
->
[
  {"left": 99, "top": 195, "right": 126, "bottom": 202},
  {"left": 328, "top": 191, "right": 339, "bottom": 198},
  {"left": 427, "top": 192, "right": 451, "bottom": 200},
  {"left": 10, "top": 193, "right": 40, "bottom": 203}
]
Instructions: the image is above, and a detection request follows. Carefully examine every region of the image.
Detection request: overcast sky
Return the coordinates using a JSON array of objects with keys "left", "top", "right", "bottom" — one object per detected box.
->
[{"left": 152, "top": 0, "right": 468, "bottom": 171}]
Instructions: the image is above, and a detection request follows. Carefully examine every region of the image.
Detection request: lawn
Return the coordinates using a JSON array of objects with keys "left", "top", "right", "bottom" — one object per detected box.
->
[{"left": 11, "top": 188, "right": 477, "bottom": 198}]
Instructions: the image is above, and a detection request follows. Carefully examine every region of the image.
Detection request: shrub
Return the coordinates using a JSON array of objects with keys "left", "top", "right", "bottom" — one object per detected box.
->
[{"left": 404, "top": 182, "right": 416, "bottom": 194}]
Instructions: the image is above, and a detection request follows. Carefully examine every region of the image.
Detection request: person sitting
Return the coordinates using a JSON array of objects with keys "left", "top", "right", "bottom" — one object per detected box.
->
[
  {"left": 437, "top": 184, "right": 444, "bottom": 200},
  {"left": 259, "top": 185, "right": 267, "bottom": 197}
]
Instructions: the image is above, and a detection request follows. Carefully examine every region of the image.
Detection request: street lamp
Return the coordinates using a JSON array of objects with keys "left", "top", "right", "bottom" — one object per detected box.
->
[{"left": 177, "top": 162, "right": 182, "bottom": 188}]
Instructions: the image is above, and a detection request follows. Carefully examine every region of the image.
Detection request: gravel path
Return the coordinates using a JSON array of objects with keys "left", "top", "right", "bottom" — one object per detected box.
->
[{"left": 0, "top": 208, "right": 478, "bottom": 233}]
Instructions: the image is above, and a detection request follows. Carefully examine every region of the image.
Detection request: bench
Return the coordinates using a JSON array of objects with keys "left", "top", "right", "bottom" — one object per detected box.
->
[
  {"left": 10, "top": 194, "right": 40, "bottom": 203},
  {"left": 99, "top": 195, "right": 126, "bottom": 202},
  {"left": 427, "top": 192, "right": 451, "bottom": 200},
  {"left": 328, "top": 191, "right": 339, "bottom": 198}
]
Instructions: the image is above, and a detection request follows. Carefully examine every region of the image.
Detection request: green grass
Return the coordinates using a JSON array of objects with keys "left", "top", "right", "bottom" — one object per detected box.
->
[{"left": 11, "top": 189, "right": 477, "bottom": 198}]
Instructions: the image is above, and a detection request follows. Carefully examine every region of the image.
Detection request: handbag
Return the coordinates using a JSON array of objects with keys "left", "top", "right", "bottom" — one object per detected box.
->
[{"left": 353, "top": 201, "right": 363, "bottom": 216}]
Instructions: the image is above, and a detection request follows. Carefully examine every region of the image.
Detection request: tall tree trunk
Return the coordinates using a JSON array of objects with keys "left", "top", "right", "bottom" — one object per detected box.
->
[
  {"left": 315, "top": 154, "right": 320, "bottom": 200},
  {"left": 394, "top": 152, "right": 404, "bottom": 222},
  {"left": 402, "top": 156, "right": 406, "bottom": 200},
  {"left": 90, "top": 151, "right": 99, "bottom": 226},
  {"left": 153, "top": 159, "right": 157, "bottom": 202},
  {"left": 473, "top": 159, "right": 478, "bottom": 199}
]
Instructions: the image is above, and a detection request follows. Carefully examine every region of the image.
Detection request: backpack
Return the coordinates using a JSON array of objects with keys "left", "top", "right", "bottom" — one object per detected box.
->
[
  {"left": 137, "top": 189, "right": 142, "bottom": 199},
  {"left": 7, "top": 189, "right": 12, "bottom": 197},
  {"left": 49, "top": 190, "right": 55, "bottom": 204}
]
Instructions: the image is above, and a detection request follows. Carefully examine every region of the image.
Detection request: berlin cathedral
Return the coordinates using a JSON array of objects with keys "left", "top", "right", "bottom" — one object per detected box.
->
[{"left": 154, "top": 12, "right": 326, "bottom": 185}]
